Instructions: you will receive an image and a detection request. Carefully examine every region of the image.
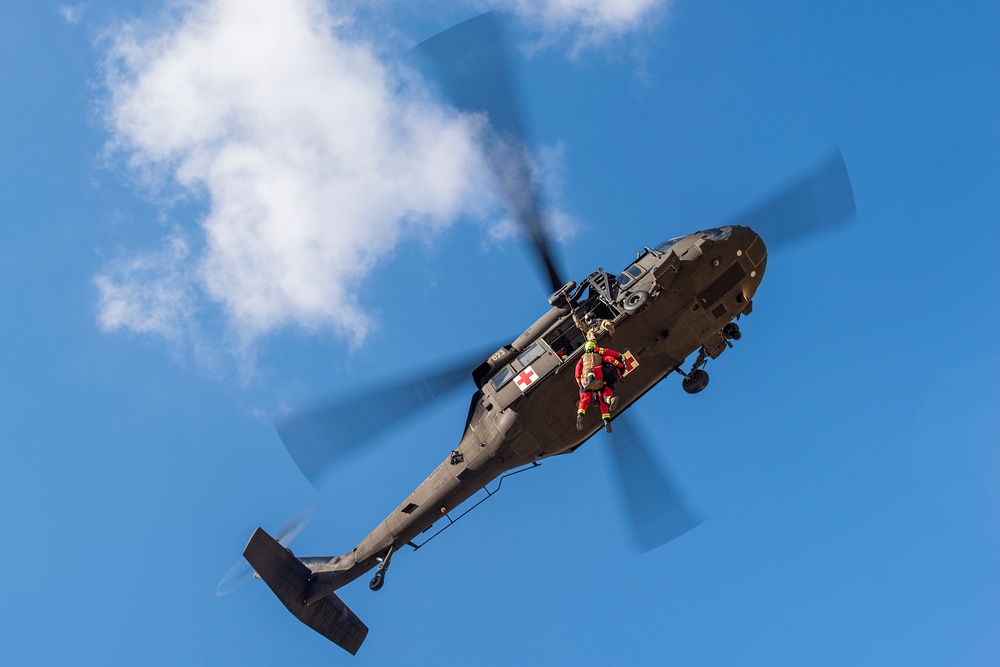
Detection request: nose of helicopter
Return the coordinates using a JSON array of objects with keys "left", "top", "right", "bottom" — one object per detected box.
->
[
  {"left": 658, "top": 225, "right": 767, "bottom": 312},
  {"left": 692, "top": 225, "right": 768, "bottom": 301},
  {"left": 732, "top": 225, "right": 767, "bottom": 302}
]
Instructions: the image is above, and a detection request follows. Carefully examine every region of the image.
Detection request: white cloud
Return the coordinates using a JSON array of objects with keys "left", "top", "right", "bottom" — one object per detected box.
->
[
  {"left": 95, "top": 233, "right": 196, "bottom": 338},
  {"left": 93, "top": 0, "right": 657, "bottom": 369},
  {"left": 497, "top": 0, "right": 669, "bottom": 48},
  {"left": 97, "top": 0, "right": 493, "bottom": 353},
  {"left": 58, "top": 4, "right": 86, "bottom": 24}
]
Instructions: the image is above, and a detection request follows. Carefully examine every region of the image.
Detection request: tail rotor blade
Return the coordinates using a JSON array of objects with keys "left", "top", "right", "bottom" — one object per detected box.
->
[
  {"left": 274, "top": 505, "right": 316, "bottom": 544},
  {"left": 606, "top": 415, "right": 705, "bottom": 552},
  {"left": 728, "top": 148, "right": 857, "bottom": 247},
  {"left": 216, "top": 506, "right": 316, "bottom": 596}
]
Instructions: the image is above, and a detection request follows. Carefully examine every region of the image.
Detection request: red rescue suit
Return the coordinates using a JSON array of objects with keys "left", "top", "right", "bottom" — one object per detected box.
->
[{"left": 575, "top": 347, "right": 625, "bottom": 418}]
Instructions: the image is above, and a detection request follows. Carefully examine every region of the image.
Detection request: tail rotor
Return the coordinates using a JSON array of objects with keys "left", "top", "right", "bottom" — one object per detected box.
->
[{"left": 216, "top": 506, "right": 316, "bottom": 596}]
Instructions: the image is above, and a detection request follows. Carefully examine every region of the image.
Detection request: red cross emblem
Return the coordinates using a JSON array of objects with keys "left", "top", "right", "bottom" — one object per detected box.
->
[
  {"left": 622, "top": 351, "right": 639, "bottom": 376},
  {"left": 514, "top": 367, "right": 538, "bottom": 392}
]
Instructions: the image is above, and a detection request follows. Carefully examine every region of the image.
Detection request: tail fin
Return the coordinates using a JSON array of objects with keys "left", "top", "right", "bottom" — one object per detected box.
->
[{"left": 243, "top": 528, "right": 368, "bottom": 655}]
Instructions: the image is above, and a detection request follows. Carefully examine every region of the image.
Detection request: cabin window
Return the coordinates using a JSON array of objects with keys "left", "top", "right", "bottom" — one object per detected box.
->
[
  {"left": 514, "top": 343, "right": 544, "bottom": 370},
  {"left": 491, "top": 365, "right": 512, "bottom": 389}
]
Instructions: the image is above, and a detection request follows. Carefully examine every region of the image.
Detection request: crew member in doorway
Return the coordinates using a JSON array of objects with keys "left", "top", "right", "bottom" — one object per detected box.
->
[{"left": 575, "top": 339, "right": 625, "bottom": 433}]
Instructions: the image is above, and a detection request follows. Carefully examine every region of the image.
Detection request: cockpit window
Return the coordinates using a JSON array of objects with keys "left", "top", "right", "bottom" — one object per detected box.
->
[
  {"left": 656, "top": 236, "right": 685, "bottom": 253},
  {"left": 616, "top": 263, "right": 645, "bottom": 285},
  {"left": 702, "top": 226, "right": 732, "bottom": 241},
  {"left": 491, "top": 366, "right": 512, "bottom": 389}
]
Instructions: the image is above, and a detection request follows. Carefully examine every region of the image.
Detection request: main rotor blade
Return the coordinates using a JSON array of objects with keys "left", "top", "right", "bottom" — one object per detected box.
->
[
  {"left": 727, "top": 148, "right": 857, "bottom": 247},
  {"left": 416, "top": 12, "right": 565, "bottom": 294},
  {"left": 606, "top": 415, "right": 705, "bottom": 552},
  {"left": 276, "top": 348, "right": 495, "bottom": 485}
]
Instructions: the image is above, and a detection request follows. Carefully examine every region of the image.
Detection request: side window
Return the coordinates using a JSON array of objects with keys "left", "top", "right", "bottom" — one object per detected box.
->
[
  {"left": 491, "top": 366, "right": 512, "bottom": 389},
  {"left": 514, "top": 342, "right": 544, "bottom": 370}
]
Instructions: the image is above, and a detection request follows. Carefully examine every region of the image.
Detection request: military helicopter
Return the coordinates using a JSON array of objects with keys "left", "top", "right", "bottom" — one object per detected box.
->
[{"left": 221, "top": 13, "right": 856, "bottom": 655}]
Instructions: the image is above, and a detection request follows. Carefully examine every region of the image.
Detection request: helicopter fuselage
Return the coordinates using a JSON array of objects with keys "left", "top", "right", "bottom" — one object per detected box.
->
[{"left": 298, "top": 224, "right": 767, "bottom": 600}]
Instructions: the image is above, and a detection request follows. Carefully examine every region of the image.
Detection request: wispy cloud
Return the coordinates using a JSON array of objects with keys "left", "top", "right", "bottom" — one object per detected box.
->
[
  {"left": 97, "top": 0, "right": 493, "bottom": 360},
  {"left": 495, "top": 0, "right": 670, "bottom": 50},
  {"left": 95, "top": 233, "right": 196, "bottom": 338},
  {"left": 58, "top": 4, "right": 86, "bottom": 24}
]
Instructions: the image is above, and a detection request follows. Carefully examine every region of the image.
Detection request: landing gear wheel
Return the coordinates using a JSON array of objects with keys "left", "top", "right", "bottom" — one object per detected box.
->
[
  {"left": 723, "top": 323, "right": 742, "bottom": 340},
  {"left": 369, "top": 572, "right": 385, "bottom": 591},
  {"left": 682, "top": 369, "right": 710, "bottom": 394}
]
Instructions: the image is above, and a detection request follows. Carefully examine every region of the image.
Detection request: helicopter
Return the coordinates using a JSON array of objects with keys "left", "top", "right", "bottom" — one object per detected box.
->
[{"left": 223, "top": 13, "right": 857, "bottom": 655}]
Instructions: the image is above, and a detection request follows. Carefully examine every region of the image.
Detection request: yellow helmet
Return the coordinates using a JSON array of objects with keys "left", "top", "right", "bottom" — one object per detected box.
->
[{"left": 585, "top": 341, "right": 596, "bottom": 352}]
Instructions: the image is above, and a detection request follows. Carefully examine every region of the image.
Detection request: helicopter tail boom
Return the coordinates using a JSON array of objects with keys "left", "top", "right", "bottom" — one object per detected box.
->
[{"left": 243, "top": 527, "right": 368, "bottom": 655}]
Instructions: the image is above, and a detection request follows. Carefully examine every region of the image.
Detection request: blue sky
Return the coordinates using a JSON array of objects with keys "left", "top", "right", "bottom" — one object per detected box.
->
[{"left": 2, "top": 1, "right": 998, "bottom": 664}]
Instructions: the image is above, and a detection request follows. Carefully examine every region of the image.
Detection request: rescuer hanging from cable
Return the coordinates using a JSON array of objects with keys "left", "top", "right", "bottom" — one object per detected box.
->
[{"left": 575, "top": 335, "right": 625, "bottom": 433}]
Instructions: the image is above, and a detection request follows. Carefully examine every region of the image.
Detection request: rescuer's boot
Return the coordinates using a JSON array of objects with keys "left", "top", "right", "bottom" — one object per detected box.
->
[
  {"left": 576, "top": 413, "right": 584, "bottom": 430},
  {"left": 603, "top": 417, "right": 612, "bottom": 433}
]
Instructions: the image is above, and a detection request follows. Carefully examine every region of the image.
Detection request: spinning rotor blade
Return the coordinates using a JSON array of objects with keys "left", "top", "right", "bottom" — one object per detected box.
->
[
  {"left": 607, "top": 415, "right": 704, "bottom": 552},
  {"left": 277, "top": 347, "right": 496, "bottom": 485},
  {"left": 416, "top": 12, "right": 565, "bottom": 294},
  {"left": 216, "top": 506, "right": 315, "bottom": 596},
  {"left": 728, "top": 148, "right": 856, "bottom": 247}
]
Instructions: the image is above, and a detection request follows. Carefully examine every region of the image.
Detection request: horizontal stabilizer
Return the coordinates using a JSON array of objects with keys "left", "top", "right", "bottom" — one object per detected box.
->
[{"left": 243, "top": 528, "right": 368, "bottom": 655}]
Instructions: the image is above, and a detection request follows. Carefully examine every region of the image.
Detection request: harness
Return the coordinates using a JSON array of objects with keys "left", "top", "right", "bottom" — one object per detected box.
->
[{"left": 580, "top": 351, "right": 605, "bottom": 390}]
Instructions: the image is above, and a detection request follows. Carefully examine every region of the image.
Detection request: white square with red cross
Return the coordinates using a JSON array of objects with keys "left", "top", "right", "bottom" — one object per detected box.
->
[
  {"left": 622, "top": 351, "right": 639, "bottom": 376},
  {"left": 514, "top": 366, "right": 538, "bottom": 392}
]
